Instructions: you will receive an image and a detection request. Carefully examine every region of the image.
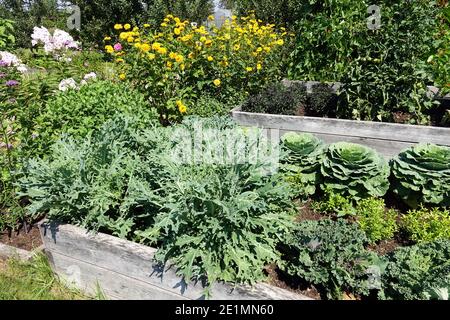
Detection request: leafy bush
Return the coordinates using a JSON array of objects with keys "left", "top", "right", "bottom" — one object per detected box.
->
[
  {"left": 280, "top": 132, "right": 325, "bottom": 198},
  {"left": 241, "top": 82, "right": 307, "bottom": 115},
  {"left": 320, "top": 142, "right": 390, "bottom": 201},
  {"left": 382, "top": 240, "right": 450, "bottom": 300},
  {"left": 355, "top": 198, "right": 399, "bottom": 244},
  {"left": 107, "top": 14, "right": 287, "bottom": 123},
  {"left": 25, "top": 80, "right": 157, "bottom": 158},
  {"left": 0, "top": 18, "right": 15, "bottom": 49},
  {"left": 20, "top": 115, "right": 295, "bottom": 293},
  {"left": 306, "top": 83, "right": 339, "bottom": 117},
  {"left": 402, "top": 207, "right": 450, "bottom": 243},
  {"left": 390, "top": 143, "right": 450, "bottom": 208},
  {"left": 288, "top": 0, "right": 439, "bottom": 124},
  {"left": 186, "top": 94, "right": 236, "bottom": 117},
  {"left": 281, "top": 219, "right": 381, "bottom": 299}
]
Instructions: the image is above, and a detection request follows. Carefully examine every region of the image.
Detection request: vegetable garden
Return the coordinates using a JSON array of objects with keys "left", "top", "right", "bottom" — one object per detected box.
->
[{"left": 1, "top": 0, "right": 450, "bottom": 301}]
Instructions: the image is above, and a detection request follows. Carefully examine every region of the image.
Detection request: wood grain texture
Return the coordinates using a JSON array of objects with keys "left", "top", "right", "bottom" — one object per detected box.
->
[
  {"left": 40, "top": 221, "right": 311, "bottom": 300},
  {"left": 231, "top": 107, "right": 450, "bottom": 157}
]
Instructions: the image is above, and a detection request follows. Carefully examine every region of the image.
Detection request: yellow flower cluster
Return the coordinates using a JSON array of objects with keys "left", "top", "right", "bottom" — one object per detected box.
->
[{"left": 105, "top": 14, "right": 288, "bottom": 117}]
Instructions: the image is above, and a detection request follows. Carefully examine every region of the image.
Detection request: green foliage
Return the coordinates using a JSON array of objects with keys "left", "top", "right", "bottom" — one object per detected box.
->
[
  {"left": 20, "top": 115, "right": 294, "bottom": 293},
  {"left": 382, "top": 240, "right": 450, "bottom": 300},
  {"left": 391, "top": 143, "right": 450, "bottom": 208},
  {"left": 402, "top": 207, "right": 450, "bottom": 243},
  {"left": 186, "top": 94, "right": 236, "bottom": 117},
  {"left": 355, "top": 198, "right": 399, "bottom": 244},
  {"left": 0, "top": 0, "right": 67, "bottom": 49},
  {"left": 311, "top": 190, "right": 356, "bottom": 218},
  {"left": 25, "top": 80, "right": 157, "bottom": 158},
  {"left": 0, "top": 18, "right": 15, "bottom": 49},
  {"left": 321, "top": 142, "right": 390, "bottom": 201},
  {"left": 281, "top": 219, "right": 380, "bottom": 299},
  {"left": 241, "top": 82, "right": 307, "bottom": 115},
  {"left": 306, "top": 83, "right": 339, "bottom": 117},
  {"left": 71, "top": 0, "right": 213, "bottom": 47},
  {"left": 280, "top": 132, "right": 325, "bottom": 199},
  {"left": 288, "top": 0, "right": 439, "bottom": 124}
]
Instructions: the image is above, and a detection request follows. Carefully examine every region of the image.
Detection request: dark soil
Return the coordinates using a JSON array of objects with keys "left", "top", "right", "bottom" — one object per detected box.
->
[
  {"left": 295, "top": 200, "right": 324, "bottom": 222},
  {"left": 392, "top": 112, "right": 412, "bottom": 124},
  {"left": 0, "top": 225, "right": 42, "bottom": 251},
  {"left": 265, "top": 263, "right": 322, "bottom": 300}
]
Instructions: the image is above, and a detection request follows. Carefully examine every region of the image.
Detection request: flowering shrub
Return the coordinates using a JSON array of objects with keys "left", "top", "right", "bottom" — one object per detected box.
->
[
  {"left": 106, "top": 15, "right": 288, "bottom": 122},
  {"left": 31, "top": 27, "right": 79, "bottom": 54}
]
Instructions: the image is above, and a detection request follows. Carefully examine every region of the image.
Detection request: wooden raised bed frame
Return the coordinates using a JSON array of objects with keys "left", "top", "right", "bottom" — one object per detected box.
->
[
  {"left": 231, "top": 82, "right": 450, "bottom": 158},
  {"left": 39, "top": 221, "right": 312, "bottom": 300}
]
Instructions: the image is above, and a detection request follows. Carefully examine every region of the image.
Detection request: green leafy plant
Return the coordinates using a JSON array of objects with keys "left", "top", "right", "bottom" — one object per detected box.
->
[
  {"left": 355, "top": 198, "right": 399, "bottom": 244},
  {"left": 24, "top": 80, "right": 158, "bottom": 158},
  {"left": 186, "top": 94, "right": 236, "bottom": 117},
  {"left": 0, "top": 18, "right": 15, "bottom": 49},
  {"left": 402, "top": 206, "right": 450, "bottom": 243},
  {"left": 306, "top": 83, "right": 339, "bottom": 117},
  {"left": 311, "top": 190, "right": 356, "bottom": 217},
  {"left": 281, "top": 219, "right": 381, "bottom": 299},
  {"left": 382, "top": 240, "right": 450, "bottom": 300},
  {"left": 241, "top": 82, "right": 307, "bottom": 115},
  {"left": 280, "top": 132, "right": 325, "bottom": 199},
  {"left": 390, "top": 143, "right": 450, "bottom": 208},
  {"left": 321, "top": 142, "right": 390, "bottom": 201}
]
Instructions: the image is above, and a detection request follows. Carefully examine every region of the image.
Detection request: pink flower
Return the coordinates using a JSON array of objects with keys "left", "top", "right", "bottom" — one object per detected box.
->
[{"left": 114, "top": 43, "right": 122, "bottom": 51}]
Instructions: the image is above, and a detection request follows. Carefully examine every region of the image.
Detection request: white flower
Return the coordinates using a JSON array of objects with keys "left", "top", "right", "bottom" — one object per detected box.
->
[
  {"left": 83, "top": 72, "right": 97, "bottom": 81},
  {"left": 31, "top": 26, "right": 79, "bottom": 54},
  {"left": 31, "top": 26, "right": 51, "bottom": 47},
  {"left": 16, "top": 64, "right": 28, "bottom": 73},
  {"left": 58, "top": 78, "right": 78, "bottom": 91},
  {"left": 0, "top": 51, "right": 28, "bottom": 73}
]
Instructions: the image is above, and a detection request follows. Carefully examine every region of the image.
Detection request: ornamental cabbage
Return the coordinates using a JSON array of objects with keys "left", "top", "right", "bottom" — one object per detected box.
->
[
  {"left": 321, "top": 142, "right": 390, "bottom": 200},
  {"left": 280, "top": 132, "right": 325, "bottom": 198},
  {"left": 391, "top": 143, "right": 450, "bottom": 208}
]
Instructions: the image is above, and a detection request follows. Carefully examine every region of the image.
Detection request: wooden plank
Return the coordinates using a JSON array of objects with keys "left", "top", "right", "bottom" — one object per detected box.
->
[
  {"left": 232, "top": 108, "right": 450, "bottom": 146},
  {"left": 47, "top": 251, "right": 188, "bottom": 300},
  {"left": 40, "top": 222, "right": 310, "bottom": 300}
]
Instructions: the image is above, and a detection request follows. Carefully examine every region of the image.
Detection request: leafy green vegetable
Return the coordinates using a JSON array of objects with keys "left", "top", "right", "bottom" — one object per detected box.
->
[
  {"left": 321, "top": 142, "right": 390, "bottom": 200},
  {"left": 281, "top": 219, "right": 381, "bottom": 299},
  {"left": 391, "top": 143, "right": 450, "bottom": 208},
  {"left": 382, "top": 241, "right": 450, "bottom": 300},
  {"left": 280, "top": 132, "right": 325, "bottom": 199}
]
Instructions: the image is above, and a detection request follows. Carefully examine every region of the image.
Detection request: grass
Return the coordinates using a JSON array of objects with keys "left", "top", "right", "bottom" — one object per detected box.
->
[{"left": 0, "top": 253, "right": 105, "bottom": 300}]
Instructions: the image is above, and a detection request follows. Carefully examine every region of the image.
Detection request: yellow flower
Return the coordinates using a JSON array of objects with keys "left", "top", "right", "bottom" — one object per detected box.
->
[
  {"left": 152, "top": 42, "right": 162, "bottom": 50},
  {"left": 180, "top": 63, "right": 185, "bottom": 71},
  {"left": 208, "top": 15, "right": 215, "bottom": 21},
  {"left": 124, "top": 24, "right": 131, "bottom": 30},
  {"left": 213, "top": 79, "right": 221, "bottom": 87},
  {"left": 105, "top": 45, "right": 114, "bottom": 53},
  {"left": 169, "top": 52, "right": 177, "bottom": 59},
  {"left": 133, "top": 27, "right": 139, "bottom": 32},
  {"left": 234, "top": 44, "right": 240, "bottom": 51},
  {"left": 158, "top": 47, "right": 168, "bottom": 55},
  {"left": 114, "top": 24, "right": 123, "bottom": 30},
  {"left": 276, "top": 39, "right": 284, "bottom": 45},
  {"left": 127, "top": 37, "right": 134, "bottom": 43},
  {"left": 205, "top": 39, "right": 212, "bottom": 46},
  {"left": 148, "top": 53, "right": 156, "bottom": 60},
  {"left": 134, "top": 43, "right": 141, "bottom": 49},
  {"left": 141, "top": 43, "right": 151, "bottom": 52},
  {"left": 200, "top": 36, "right": 207, "bottom": 42},
  {"left": 257, "top": 63, "right": 262, "bottom": 70},
  {"left": 104, "top": 36, "right": 112, "bottom": 41},
  {"left": 144, "top": 24, "right": 150, "bottom": 28},
  {"left": 176, "top": 100, "right": 187, "bottom": 113},
  {"left": 257, "top": 47, "right": 263, "bottom": 52},
  {"left": 116, "top": 58, "right": 124, "bottom": 63},
  {"left": 167, "top": 61, "right": 173, "bottom": 69},
  {"left": 175, "top": 55, "right": 184, "bottom": 63},
  {"left": 207, "top": 56, "right": 214, "bottom": 62},
  {"left": 174, "top": 28, "right": 181, "bottom": 35},
  {"left": 119, "top": 73, "right": 126, "bottom": 80},
  {"left": 246, "top": 67, "right": 253, "bottom": 72},
  {"left": 161, "top": 22, "right": 168, "bottom": 27},
  {"left": 120, "top": 32, "right": 129, "bottom": 40}
]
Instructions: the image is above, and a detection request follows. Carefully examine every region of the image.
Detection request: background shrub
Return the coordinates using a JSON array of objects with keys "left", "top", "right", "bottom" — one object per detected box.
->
[
  {"left": 382, "top": 240, "right": 450, "bottom": 300},
  {"left": 281, "top": 219, "right": 380, "bottom": 299},
  {"left": 402, "top": 207, "right": 450, "bottom": 243}
]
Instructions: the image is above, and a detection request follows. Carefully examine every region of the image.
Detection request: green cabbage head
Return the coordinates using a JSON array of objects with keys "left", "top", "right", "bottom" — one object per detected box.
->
[
  {"left": 280, "top": 132, "right": 325, "bottom": 198},
  {"left": 391, "top": 143, "right": 450, "bottom": 208},
  {"left": 321, "top": 142, "right": 390, "bottom": 200}
]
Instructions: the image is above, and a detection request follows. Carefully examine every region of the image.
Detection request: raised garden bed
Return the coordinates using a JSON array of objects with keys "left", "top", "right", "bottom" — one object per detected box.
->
[
  {"left": 0, "top": 225, "right": 43, "bottom": 261},
  {"left": 232, "top": 81, "right": 450, "bottom": 158},
  {"left": 39, "top": 221, "right": 312, "bottom": 301}
]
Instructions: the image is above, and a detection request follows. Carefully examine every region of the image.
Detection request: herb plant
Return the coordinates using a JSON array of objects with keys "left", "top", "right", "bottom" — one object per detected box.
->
[{"left": 402, "top": 207, "right": 450, "bottom": 243}]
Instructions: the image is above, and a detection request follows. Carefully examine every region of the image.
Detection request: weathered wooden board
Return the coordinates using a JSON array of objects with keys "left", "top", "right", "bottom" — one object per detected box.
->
[
  {"left": 231, "top": 107, "right": 450, "bottom": 158},
  {"left": 40, "top": 221, "right": 311, "bottom": 300},
  {"left": 0, "top": 243, "right": 43, "bottom": 261}
]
